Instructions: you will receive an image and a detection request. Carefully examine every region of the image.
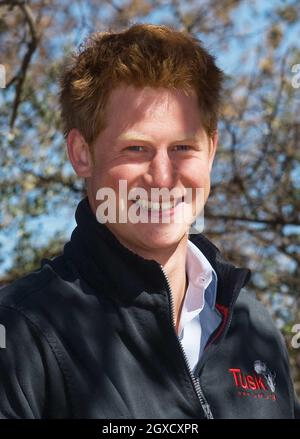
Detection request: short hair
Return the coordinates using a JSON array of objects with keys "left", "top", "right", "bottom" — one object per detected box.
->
[{"left": 59, "top": 23, "right": 224, "bottom": 147}]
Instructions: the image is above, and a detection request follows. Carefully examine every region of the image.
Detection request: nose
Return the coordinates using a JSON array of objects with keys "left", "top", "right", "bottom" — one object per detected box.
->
[{"left": 143, "top": 149, "right": 177, "bottom": 189}]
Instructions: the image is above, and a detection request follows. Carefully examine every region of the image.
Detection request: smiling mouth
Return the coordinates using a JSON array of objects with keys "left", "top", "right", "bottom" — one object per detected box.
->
[{"left": 131, "top": 196, "right": 184, "bottom": 212}]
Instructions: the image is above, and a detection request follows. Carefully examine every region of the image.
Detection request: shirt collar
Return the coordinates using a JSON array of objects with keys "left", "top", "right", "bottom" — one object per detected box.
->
[
  {"left": 178, "top": 241, "right": 218, "bottom": 335},
  {"left": 186, "top": 240, "right": 218, "bottom": 309}
]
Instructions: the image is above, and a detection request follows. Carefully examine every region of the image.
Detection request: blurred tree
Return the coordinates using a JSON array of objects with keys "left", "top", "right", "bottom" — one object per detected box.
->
[{"left": 0, "top": 0, "right": 299, "bottom": 395}]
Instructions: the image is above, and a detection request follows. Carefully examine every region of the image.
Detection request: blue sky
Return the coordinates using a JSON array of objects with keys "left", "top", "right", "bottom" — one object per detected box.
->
[{"left": 1, "top": 0, "right": 299, "bottom": 276}]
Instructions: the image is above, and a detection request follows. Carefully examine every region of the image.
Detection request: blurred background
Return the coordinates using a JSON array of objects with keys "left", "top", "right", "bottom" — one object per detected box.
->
[{"left": 0, "top": 0, "right": 299, "bottom": 396}]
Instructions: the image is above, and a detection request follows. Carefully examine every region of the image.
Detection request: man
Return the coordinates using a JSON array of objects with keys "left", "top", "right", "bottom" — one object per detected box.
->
[{"left": 0, "top": 24, "right": 299, "bottom": 419}]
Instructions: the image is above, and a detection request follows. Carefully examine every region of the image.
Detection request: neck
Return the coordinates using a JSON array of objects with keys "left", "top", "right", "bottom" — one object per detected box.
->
[{"left": 161, "top": 237, "right": 189, "bottom": 334}]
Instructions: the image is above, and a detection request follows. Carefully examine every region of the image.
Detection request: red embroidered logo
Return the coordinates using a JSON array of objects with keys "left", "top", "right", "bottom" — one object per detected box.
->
[{"left": 229, "top": 361, "right": 277, "bottom": 401}]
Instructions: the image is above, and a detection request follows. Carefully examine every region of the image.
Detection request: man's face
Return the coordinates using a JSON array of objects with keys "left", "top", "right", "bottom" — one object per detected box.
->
[{"left": 85, "top": 85, "right": 217, "bottom": 258}]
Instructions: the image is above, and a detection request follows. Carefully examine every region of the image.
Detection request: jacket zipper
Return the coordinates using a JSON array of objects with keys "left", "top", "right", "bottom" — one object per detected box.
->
[{"left": 160, "top": 265, "right": 214, "bottom": 419}]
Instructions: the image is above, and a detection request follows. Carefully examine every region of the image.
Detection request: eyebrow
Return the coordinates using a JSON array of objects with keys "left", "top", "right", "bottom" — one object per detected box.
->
[{"left": 117, "top": 131, "right": 201, "bottom": 143}]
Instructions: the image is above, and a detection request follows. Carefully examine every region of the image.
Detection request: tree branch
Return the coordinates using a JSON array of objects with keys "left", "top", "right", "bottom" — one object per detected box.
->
[
  {"left": 9, "top": 2, "right": 39, "bottom": 128},
  {"left": 0, "top": 1, "right": 40, "bottom": 128},
  {"left": 205, "top": 212, "right": 300, "bottom": 227}
]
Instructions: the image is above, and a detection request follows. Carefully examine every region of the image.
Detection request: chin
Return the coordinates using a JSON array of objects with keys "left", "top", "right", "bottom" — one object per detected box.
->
[{"left": 133, "top": 223, "right": 188, "bottom": 251}]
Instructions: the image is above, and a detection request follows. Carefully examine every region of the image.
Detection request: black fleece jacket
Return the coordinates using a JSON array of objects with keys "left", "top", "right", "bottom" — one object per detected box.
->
[{"left": 0, "top": 197, "right": 299, "bottom": 419}]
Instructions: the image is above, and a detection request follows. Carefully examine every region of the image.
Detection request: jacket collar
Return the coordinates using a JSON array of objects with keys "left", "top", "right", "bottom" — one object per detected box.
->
[{"left": 64, "top": 197, "right": 251, "bottom": 309}]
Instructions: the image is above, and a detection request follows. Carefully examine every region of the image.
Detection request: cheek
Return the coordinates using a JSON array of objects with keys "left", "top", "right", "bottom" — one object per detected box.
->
[
  {"left": 108, "top": 164, "right": 144, "bottom": 186},
  {"left": 182, "top": 162, "right": 211, "bottom": 187}
]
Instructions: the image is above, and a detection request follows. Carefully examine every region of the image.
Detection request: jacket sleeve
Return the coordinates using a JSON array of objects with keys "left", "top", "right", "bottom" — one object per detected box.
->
[
  {"left": 281, "top": 332, "right": 300, "bottom": 419},
  {"left": 279, "top": 330, "right": 300, "bottom": 419},
  {"left": 0, "top": 305, "right": 67, "bottom": 419},
  {"left": 294, "top": 392, "right": 300, "bottom": 419}
]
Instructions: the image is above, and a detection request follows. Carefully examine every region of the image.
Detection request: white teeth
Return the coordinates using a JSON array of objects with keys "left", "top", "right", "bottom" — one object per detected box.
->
[{"left": 134, "top": 199, "right": 175, "bottom": 211}]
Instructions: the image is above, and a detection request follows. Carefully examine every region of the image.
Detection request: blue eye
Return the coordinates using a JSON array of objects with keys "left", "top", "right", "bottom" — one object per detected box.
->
[
  {"left": 174, "top": 145, "right": 191, "bottom": 151},
  {"left": 127, "top": 146, "right": 144, "bottom": 151}
]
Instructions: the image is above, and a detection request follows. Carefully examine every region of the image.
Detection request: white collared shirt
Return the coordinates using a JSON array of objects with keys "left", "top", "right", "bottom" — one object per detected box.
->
[{"left": 177, "top": 240, "right": 222, "bottom": 374}]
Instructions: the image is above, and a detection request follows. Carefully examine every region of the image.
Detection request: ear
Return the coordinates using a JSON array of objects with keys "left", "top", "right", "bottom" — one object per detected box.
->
[
  {"left": 67, "top": 129, "right": 93, "bottom": 177},
  {"left": 208, "top": 130, "right": 218, "bottom": 173}
]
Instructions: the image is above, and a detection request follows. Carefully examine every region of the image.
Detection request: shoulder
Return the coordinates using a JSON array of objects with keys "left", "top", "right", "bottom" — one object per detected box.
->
[
  {"left": 0, "top": 264, "right": 56, "bottom": 308},
  {"left": 235, "top": 288, "right": 275, "bottom": 321},
  {"left": 0, "top": 254, "right": 79, "bottom": 321},
  {"left": 233, "top": 288, "right": 285, "bottom": 344}
]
